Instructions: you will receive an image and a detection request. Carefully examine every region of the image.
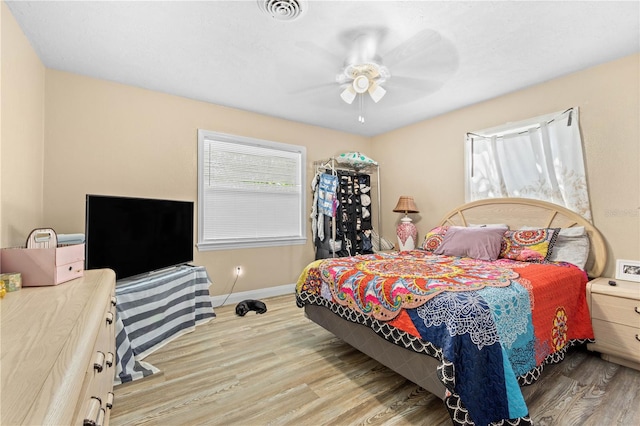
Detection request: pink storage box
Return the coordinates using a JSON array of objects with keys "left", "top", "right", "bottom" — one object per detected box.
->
[{"left": 1, "top": 244, "right": 84, "bottom": 286}]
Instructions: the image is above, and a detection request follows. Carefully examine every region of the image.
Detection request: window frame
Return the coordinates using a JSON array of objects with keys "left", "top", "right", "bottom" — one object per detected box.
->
[{"left": 197, "top": 129, "right": 307, "bottom": 251}]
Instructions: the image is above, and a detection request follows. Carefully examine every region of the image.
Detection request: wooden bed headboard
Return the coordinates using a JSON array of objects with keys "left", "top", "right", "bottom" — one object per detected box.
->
[{"left": 438, "top": 198, "right": 607, "bottom": 278}]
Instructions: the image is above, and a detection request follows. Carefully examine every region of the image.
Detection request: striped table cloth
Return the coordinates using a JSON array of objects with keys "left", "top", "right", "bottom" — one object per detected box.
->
[{"left": 114, "top": 265, "right": 216, "bottom": 384}]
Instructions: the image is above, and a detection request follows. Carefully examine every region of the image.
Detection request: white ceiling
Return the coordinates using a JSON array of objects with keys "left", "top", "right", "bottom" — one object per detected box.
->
[{"left": 7, "top": 1, "right": 639, "bottom": 137}]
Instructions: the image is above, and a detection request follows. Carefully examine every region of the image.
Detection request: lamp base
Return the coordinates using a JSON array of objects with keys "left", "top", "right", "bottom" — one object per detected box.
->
[{"left": 396, "top": 216, "right": 417, "bottom": 251}]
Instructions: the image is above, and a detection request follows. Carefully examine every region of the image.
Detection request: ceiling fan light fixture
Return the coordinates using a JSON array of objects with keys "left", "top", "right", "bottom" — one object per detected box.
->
[
  {"left": 368, "top": 82, "right": 386, "bottom": 103},
  {"left": 340, "top": 86, "right": 357, "bottom": 104},
  {"left": 353, "top": 75, "right": 370, "bottom": 94}
]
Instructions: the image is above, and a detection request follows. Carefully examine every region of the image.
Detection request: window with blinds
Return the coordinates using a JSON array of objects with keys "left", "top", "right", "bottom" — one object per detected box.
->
[{"left": 197, "top": 130, "right": 307, "bottom": 250}]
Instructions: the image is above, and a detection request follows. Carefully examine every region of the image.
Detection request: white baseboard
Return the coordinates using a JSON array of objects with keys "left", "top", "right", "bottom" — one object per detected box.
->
[{"left": 210, "top": 283, "right": 296, "bottom": 308}]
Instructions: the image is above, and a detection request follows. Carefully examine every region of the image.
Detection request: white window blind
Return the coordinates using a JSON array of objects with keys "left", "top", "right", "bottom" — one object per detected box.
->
[{"left": 197, "top": 130, "right": 306, "bottom": 250}]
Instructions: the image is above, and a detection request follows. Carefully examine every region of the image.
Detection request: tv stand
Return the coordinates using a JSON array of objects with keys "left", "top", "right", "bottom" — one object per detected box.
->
[
  {"left": 116, "top": 264, "right": 186, "bottom": 284},
  {"left": 114, "top": 265, "right": 215, "bottom": 383}
]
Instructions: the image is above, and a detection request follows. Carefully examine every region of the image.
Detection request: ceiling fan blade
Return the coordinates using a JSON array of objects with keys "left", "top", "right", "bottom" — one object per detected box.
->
[
  {"left": 383, "top": 29, "right": 459, "bottom": 81},
  {"left": 289, "top": 81, "right": 338, "bottom": 96},
  {"left": 381, "top": 76, "right": 445, "bottom": 105},
  {"left": 383, "top": 29, "right": 442, "bottom": 66},
  {"left": 294, "top": 40, "right": 344, "bottom": 66},
  {"left": 339, "top": 26, "right": 387, "bottom": 64},
  {"left": 386, "top": 76, "right": 444, "bottom": 93},
  {"left": 368, "top": 82, "right": 386, "bottom": 103},
  {"left": 340, "top": 85, "right": 357, "bottom": 104}
]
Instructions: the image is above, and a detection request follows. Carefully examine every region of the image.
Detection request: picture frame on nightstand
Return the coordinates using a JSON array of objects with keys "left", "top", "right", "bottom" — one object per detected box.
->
[{"left": 615, "top": 259, "right": 640, "bottom": 282}]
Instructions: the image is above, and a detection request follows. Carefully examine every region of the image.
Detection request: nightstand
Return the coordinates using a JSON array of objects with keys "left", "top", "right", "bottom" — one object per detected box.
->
[{"left": 586, "top": 277, "right": 640, "bottom": 370}]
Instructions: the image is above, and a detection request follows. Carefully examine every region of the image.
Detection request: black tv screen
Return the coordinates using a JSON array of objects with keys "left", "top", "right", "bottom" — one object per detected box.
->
[{"left": 85, "top": 194, "right": 194, "bottom": 280}]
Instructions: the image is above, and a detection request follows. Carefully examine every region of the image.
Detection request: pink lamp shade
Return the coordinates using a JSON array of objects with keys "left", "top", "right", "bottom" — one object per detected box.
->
[{"left": 393, "top": 196, "right": 419, "bottom": 251}]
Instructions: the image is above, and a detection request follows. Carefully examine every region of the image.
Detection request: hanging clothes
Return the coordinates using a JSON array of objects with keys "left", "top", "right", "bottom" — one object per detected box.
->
[
  {"left": 317, "top": 173, "right": 338, "bottom": 216},
  {"left": 311, "top": 159, "right": 378, "bottom": 259}
]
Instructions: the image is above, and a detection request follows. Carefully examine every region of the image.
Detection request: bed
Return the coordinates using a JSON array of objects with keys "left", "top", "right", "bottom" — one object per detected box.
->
[{"left": 295, "top": 198, "right": 607, "bottom": 426}]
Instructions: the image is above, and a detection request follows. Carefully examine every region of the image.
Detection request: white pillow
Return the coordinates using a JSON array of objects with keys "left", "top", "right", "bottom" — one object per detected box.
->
[
  {"left": 557, "top": 226, "right": 585, "bottom": 237},
  {"left": 549, "top": 235, "right": 590, "bottom": 269}
]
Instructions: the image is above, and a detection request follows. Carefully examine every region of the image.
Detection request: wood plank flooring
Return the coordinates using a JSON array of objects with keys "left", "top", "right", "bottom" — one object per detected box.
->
[{"left": 110, "top": 294, "right": 640, "bottom": 426}]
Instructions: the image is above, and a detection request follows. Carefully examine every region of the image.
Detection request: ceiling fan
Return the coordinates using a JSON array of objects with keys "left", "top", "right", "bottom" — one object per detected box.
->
[
  {"left": 335, "top": 27, "right": 390, "bottom": 111},
  {"left": 295, "top": 26, "right": 458, "bottom": 123},
  {"left": 338, "top": 62, "right": 389, "bottom": 105}
]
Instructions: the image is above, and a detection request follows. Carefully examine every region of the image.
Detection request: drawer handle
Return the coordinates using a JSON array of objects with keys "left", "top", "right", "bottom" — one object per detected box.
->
[
  {"left": 93, "top": 351, "right": 105, "bottom": 373},
  {"left": 111, "top": 296, "right": 117, "bottom": 307},
  {"left": 636, "top": 334, "right": 640, "bottom": 342},
  {"left": 106, "top": 392, "right": 114, "bottom": 409},
  {"left": 105, "top": 352, "right": 114, "bottom": 367},
  {"left": 105, "top": 311, "right": 114, "bottom": 325},
  {"left": 635, "top": 307, "right": 639, "bottom": 315},
  {"left": 83, "top": 397, "right": 102, "bottom": 426},
  {"left": 96, "top": 408, "right": 105, "bottom": 426}
]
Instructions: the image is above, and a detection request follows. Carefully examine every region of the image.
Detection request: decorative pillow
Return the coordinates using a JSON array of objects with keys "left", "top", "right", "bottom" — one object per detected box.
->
[
  {"left": 521, "top": 225, "right": 585, "bottom": 237},
  {"left": 434, "top": 226, "right": 506, "bottom": 261},
  {"left": 421, "top": 226, "right": 449, "bottom": 252},
  {"left": 500, "top": 228, "right": 559, "bottom": 262},
  {"left": 521, "top": 226, "right": 589, "bottom": 269},
  {"left": 469, "top": 223, "right": 509, "bottom": 229}
]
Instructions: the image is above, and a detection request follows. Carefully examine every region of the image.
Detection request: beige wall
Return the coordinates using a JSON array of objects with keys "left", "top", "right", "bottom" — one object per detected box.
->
[
  {"left": 2, "top": 1, "right": 637, "bottom": 286},
  {"left": 372, "top": 54, "right": 640, "bottom": 277},
  {"left": 43, "top": 70, "right": 369, "bottom": 294},
  {"left": 1, "top": 2, "right": 46, "bottom": 248}
]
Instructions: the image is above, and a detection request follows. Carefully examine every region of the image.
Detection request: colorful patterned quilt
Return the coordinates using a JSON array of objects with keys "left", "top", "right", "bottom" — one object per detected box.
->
[{"left": 295, "top": 250, "right": 594, "bottom": 426}]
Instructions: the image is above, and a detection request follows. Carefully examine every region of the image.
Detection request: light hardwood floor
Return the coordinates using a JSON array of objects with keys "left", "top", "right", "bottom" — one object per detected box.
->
[{"left": 111, "top": 294, "right": 640, "bottom": 426}]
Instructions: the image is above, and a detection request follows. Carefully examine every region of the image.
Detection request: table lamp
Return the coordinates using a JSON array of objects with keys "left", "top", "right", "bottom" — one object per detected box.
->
[{"left": 393, "top": 196, "right": 419, "bottom": 251}]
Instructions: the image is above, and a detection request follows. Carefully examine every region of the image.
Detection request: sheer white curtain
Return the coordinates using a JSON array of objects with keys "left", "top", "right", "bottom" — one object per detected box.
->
[{"left": 465, "top": 108, "right": 592, "bottom": 221}]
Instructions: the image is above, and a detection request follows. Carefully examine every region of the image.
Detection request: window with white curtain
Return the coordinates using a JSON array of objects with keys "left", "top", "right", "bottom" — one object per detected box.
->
[
  {"left": 465, "top": 108, "right": 592, "bottom": 221},
  {"left": 197, "top": 130, "right": 306, "bottom": 250}
]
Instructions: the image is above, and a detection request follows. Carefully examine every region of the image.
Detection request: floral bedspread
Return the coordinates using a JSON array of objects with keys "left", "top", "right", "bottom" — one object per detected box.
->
[{"left": 295, "top": 250, "right": 594, "bottom": 426}]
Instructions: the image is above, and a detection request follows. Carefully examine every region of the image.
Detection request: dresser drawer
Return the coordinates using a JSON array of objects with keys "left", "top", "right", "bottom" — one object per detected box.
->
[
  {"left": 590, "top": 318, "right": 640, "bottom": 363},
  {"left": 73, "top": 287, "right": 116, "bottom": 425},
  {"left": 591, "top": 293, "right": 640, "bottom": 328}
]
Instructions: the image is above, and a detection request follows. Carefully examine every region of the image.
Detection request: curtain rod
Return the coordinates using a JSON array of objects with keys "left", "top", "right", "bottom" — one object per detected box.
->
[{"left": 466, "top": 107, "right": 574, "bottom": 139}]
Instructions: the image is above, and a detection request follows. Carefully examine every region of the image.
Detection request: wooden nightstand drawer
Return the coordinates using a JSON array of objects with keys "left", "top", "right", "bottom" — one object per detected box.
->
[
  {"left": 590, "top": 293, "right": 640, "bottom": 328},
  {"left": 590, "top": 319, "right": 640, "bottom": 362},
  {"left": 587, "top": 277, "right": 640, "bottom": 370}
]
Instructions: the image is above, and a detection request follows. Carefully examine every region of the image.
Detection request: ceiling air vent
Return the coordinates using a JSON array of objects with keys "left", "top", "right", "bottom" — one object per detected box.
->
[{"left": 258, "top": 0, "right": 306, "bottom": 21}]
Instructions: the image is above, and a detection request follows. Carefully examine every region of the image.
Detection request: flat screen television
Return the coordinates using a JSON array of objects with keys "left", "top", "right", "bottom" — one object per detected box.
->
[{"left": 85, "top": 194, "right": 194, "bottom": 280}]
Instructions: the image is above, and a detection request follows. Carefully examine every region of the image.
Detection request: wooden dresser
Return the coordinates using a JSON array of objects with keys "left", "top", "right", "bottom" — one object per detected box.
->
[
  {"left": 587, "top": 277, "right": 640, "bottom": 370},
  {"left": 0, "top": 269, "right": 117, "bottom": 425}
]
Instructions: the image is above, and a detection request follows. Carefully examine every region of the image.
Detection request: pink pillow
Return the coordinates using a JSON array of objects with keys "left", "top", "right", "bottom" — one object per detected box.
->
[{"left": 434, "top": 226, "right": 506, "bottom": 261}]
